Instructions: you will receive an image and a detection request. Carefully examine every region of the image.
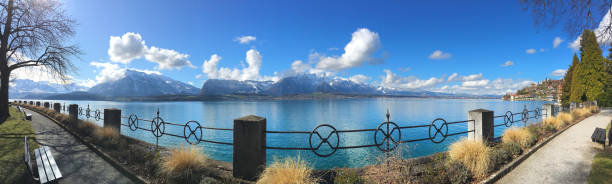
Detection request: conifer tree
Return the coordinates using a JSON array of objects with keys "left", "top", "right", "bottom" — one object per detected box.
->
[
  {"left": 561, "top": 54, "right": 578, "bottom": 106},
  {"left": 578, "top": 30, "right": 606, "bottom": 102}
]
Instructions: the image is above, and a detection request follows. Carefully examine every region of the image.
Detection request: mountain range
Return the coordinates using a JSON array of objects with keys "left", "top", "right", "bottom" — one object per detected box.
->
[{"left": 9, "top": 70, "right": 500, "bottom": 100}]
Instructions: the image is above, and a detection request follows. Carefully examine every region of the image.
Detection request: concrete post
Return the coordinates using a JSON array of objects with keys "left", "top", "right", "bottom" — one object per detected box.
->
[
  {"left": 104, "top": 108, "right": 121, "bottom": 131},
  {"left": 233, "top": 115, "right": 266, "bottom": 181},
  {"left": 468, "top": 109, "right": 494, "bottom": 143},
  {"left": 570, "top": 102, "right": 576, "bottom": 111},
  {"left": 36, "top": 101, "right": 40, "bottom": 106},
  {"left": 543, "top": 103, "right": 555, "bottom": 119},
  {"left": 68, "top": 104, "right": 78, "bottom": 124},
  {"left": 43, "top": 102, "right": 50, "bottom": 109},
  {"left": 29, "top": 101, "right": 33, "bottom": 105},
  {"left": 53, "top": 103, "right": 61, "bottom": 113}
]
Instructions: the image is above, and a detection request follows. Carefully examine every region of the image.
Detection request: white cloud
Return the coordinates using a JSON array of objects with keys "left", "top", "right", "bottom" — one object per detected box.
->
[
  {"left": 108, "top": 32, "right": 195, "bottom": 70},
  {"left": 525, "top": 49, "right": 536, "bottom": 54},
  {"left": 76, "top": 79, "right": 97, "bottom": 88},
  {"left": 291, "top": 60, "right": 311, "bottom": 74},
  {"left": 550, "top": 69, "right": 567, "bottom": 77},
  {"left": 381, "top": 69, "right": 444, "bottom": 89},
  {"left": 145, "top": 46, "right": 195, "bottom": 70},
  {"left": 315, "top": 28, "right": 382, "bottom": 70},
  {"left": 108, "top": 32, "right": 147, "bottom": 64},
  {"left": 461, "top": 79, "right": 490, "bottom": 87},
  {"left": 428, "top": 50, "right": 451, "bottom": 60},
  {"left": 447, "top": 73, "right": 483, "bottom": 82},
  {"left": 500, "top": 60, "right": 514, "bottom": 67},
  {"left": 195, "top": 74, "right": 202, "bottom": 79},
  {"left": 447, "top": 73, "right": 458, "bottom": 81},
  {"left": 201, "top": 49, "right": 277, "bottom": 81},
  {"left": 349, "top": 74, "right": 370, "bottom": 84},
  {"left": 90, "top": 62, "right": 126, "bottom": 83},
  {"left": 234, "top": 36, "right": 256, "bottom": 44},
  {"left": 553, "top": 37, "right": 564, "bottom": 48},
  {"left": 436, "top": 78, "right": 535, "bottom": 95},
  {"left": 187, "top": 81, "right": 194, "bottom": 86},
  {"left": 570, "top": 9, "right": 612, "bottom": 50}
]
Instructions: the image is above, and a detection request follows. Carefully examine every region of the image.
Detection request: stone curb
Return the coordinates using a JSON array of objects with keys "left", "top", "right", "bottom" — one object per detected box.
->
[
  {"left": 24, "top": 106, "right": 149, "bottom": 184},
  {"left": 480, "top": 114, "right": 594, "bottom": 184}
]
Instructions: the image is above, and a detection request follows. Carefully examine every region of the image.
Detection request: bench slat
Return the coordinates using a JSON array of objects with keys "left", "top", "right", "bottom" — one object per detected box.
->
[
  {"left": 37, "top": 147, "right": 56, "bottom": 183},
  {"left": 34, "top": 148, "right": 48, "bottom": 183},
  {"left": 43, "top": 146, "right": 62, "bottom": 179}
]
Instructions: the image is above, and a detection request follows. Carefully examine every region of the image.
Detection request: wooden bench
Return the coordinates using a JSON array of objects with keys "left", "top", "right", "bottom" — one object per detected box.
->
[
  {"left": 24, "top": 137, "right": 62, "bottom": 184},
  {"left": 592, "top": 128, "right": 606, "bottom": 148}
]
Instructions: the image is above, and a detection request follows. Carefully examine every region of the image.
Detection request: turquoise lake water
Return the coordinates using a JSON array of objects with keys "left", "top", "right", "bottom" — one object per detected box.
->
[{"left": 16, "top": 98, "right": 548, "bottom": 169}]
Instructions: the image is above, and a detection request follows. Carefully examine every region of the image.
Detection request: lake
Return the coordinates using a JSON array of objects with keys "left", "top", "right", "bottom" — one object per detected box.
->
[{"left": 16, "top": 98, "right": 548, "bottom": 169}]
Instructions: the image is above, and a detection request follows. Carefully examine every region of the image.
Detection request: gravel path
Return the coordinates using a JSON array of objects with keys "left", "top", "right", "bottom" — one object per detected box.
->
[
  {"left": 497, "top": 109, "right": 612, "bottom": 184},
  {"left": 24, "top": 108, "right": 134, "bottom": 184}
]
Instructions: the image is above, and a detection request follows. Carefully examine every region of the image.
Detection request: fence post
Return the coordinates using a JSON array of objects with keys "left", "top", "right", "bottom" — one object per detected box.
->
[
  {"left": 233, "top": 115, "right": 266, "bottom": 181},
  {"left": 468, "top": 109, "right": 494, "bottom": 143},
  {"left": 542, "top": 103, "right": 555, "bottom": 119},
  {"left": 43, "top": 102, "right": 50, "bottom": 109},
  {"left": 104, "top": 108, "right": 121, "bottom": 131},
  {"left": 36, "top": 101, "right": 40, "bottom": 106},
  {"left": 53, "top": 103, "right": 61, "bottom": 113},
  {"left": 68, "top": 104, "right": 78, "bottom": 124},
  {"left": 29, "top": 101, "right": 33, "bottom": 105}
]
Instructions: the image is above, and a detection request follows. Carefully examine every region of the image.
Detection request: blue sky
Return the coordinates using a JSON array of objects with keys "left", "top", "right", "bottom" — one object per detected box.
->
[{"left": 17, "top": 0, "right": 597, "bottom": 95}]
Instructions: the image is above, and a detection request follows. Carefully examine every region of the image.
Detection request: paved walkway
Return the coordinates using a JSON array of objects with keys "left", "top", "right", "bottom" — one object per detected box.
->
[
  {"left": 497, "top": 109, "right": 612, "bottom": 184},
  {"left": 23, "top": 107, "right": 134, "bottom": 184}
]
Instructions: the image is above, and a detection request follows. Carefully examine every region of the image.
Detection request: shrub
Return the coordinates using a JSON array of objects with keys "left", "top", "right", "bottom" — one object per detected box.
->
[
  {"left": 501, "top": 127, "right": 536, "bottom": 150},
  {"left": 333, "top": 168, "right": 364, "bottom": 184},
  {"left": 362, "top": 147, "right": 413, "bottom": 183},
  {"left": 421, "top": 154, "right": 450, "bottom": 184},
  {"left": 448, "top": 139, "right": 490, "bottom": 178},
  {"left": 446, "top": 161, "right": 472, "bottom": 184},
  {"left": 257, "top": 156, "right": 317, "bottom": 184},
  {"left": 542, "top": 117, "right": 559, "bottom": 131},
  {"left": 161, "top": 145, "right": 209, "bottom": 184}
]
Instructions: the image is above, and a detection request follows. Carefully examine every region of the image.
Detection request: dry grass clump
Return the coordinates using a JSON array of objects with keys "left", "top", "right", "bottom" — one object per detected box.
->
[
  {"left": 77, "top": 121, "right": 99, "bottom": 135},
  {"left": 448, "top": 139, "right": 490, "bottom": 178},
  {"left": 362, "top": 149, "right": 411, "bottom": 183},
  {"left": 556, "top": 112, "right": 574, "bottom": 125},
  {"left": 161, "top": 145, "right": 209, "bottom": 184},
  {"left": 588, "top": 106, "right": 599, "bottom": 113},
  {"left": 257, "top": 156, "right": 317, "bottom": 184},
  {"left": 572, "top": 108, "right": 592, "bottom": 119},
  {"left": 93, "top": 127, "right": 119, "bottom": 141},
  {"left": 542, "top": 117, "right": 559, "bottom": 130},
  {"left": 501, "top": 127, "right": 536, "bottom": 149}
]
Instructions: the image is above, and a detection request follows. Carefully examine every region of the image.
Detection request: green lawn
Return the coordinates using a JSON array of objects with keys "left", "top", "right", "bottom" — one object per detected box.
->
[
  {"left": 0, "top": 106, "right": 38, "bottom": 183},
  {"left": 588, "top": 146, "right": 612, "bottom": 184}
]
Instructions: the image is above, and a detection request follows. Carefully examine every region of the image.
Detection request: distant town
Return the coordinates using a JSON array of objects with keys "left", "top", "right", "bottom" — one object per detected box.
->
[{"left": 502, "top": 78, "right": 563, "bottom": 102}]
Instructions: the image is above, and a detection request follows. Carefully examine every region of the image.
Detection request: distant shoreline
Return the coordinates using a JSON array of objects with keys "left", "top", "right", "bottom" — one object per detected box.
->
[{"left": 14, "top": 93, "right": 502, "bottom": 102}]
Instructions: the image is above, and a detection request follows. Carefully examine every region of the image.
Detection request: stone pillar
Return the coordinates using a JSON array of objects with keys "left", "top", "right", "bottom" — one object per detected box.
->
[
  {"left": 43, "top": 102, "right": 50, "bottom": 109},
  {"left": 542, "top": 103, "right": 555, "bottom": 119},
  {"left": 104, "top": 108, "right": 121, "bottom": 131},
  {"left": 53, "top": 103, "right": 61, "bottom": 113},
  {"left": 570, "top": 102, "right": 576, "bottom": 111},
  {"left": 68, "top": 104, "right": 78, "bottom": 124},
  {"left": 233, "top": 115, "right": 266, "bottom": 181},
  {"left": 468, "top": 109, "right": 494, "bottom": 143},
  {"left": 29, "top": 101, "right": 33, "bottom": 105},
  {"left": 36, "top": 101, "right": 40, "bottom": 106}
]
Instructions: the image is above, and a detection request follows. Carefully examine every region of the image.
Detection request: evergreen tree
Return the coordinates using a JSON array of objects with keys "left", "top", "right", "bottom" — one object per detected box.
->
[
  {"left": 576, "top": 30, "right": 605, "bottom": 102},
  {"left": 561, "top": 54, "right": 578, "bottom": 106},
  {"left": 570, "top": 54, "right": 584, "bottom": 103},
  {"left": 598, "top": 45, "right": 612, "bottom": 107}
]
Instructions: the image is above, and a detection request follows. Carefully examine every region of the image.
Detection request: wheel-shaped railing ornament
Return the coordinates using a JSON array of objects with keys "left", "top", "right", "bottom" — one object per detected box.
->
[
  {"left": 85, "top": 106, "right": 91, "bottom": 119},
  {"left": 78, "top": 108, "right": 83, "bottom": 115},
  {"left": 504, "top": 111, "right": 513, "bottom": 127},
  {"left": 534, "top": 108, "right": 540, "bottom": 119},
  {"left": 128, "top": 114, "right": 139, "bottom": 131},
  {"left": 521, "top": 108, "right": 528, "bottom": 123},
  {"left": 94, "top": 109, "right": 101, "bottom": 121},
  {"left": 429, "top": 118, "right": 449, "bottom": 143},
  {"left": 309, "top": 124, "right": 339, "bottom": 157},
  {"left": 184, "top": 121, "right": 203, "bottom": 145},
  {"left": 374, "top": 121, "right": 401, "bottom": 152},
  {"left": 151, "top": 116, "right": 165, "bottom": 137}
]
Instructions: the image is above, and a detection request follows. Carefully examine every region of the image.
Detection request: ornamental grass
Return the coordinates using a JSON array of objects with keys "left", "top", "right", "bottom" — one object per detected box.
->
[
  {"left": 448, "top": 138, "right": 490, "bottom": 178},
  {"left": 501, "top": 127, "right": 536, "bottom": 150},
  {"left": 256, "top": 156, "right": 317, "bottom": 184}
]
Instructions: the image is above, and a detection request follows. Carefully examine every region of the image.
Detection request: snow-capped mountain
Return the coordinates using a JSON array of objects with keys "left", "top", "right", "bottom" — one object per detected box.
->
[
  {"left": 200, "top": 74, "right": 380, "bottom": 96},
  {"left": 88, "top": 69, "right": 199, "bottom": 97},
  {"left": 8, "top": 79, "right": 88, "bottom": 98}
]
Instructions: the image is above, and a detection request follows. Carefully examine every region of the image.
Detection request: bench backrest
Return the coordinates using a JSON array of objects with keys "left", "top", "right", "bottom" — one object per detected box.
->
[
  {"left": 609, "top": 120, "right": 612, "bottom": 146},
  {"left": 24, "top": 137, "right": 34, "bottom": 175}
]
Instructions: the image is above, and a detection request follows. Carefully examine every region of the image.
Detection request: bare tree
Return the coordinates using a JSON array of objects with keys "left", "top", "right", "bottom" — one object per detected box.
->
[
  {"left": 0, "top": 0, "right": 79, "bottom": 123},
  {"left": 520, "top": 0, "right": 612, "bottom": 43}
]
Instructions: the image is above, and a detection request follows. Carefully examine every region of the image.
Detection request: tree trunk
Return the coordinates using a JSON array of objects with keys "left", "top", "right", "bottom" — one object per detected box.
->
[{"left": 0, "top": 70, "right": 9, "bottom": 123}]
